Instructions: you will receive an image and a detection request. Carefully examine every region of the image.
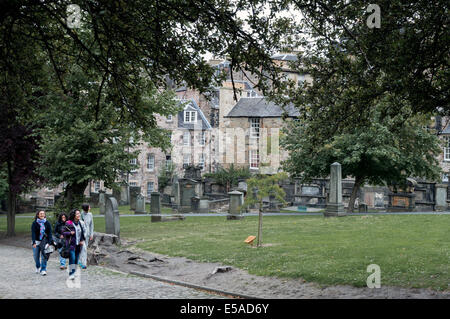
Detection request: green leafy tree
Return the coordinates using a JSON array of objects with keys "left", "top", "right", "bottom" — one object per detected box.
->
[
  {"left": 243, "top": 172, "right": 288, "bottom": 247},
  {"left": 273, "top": 1, "right": 449, "bottom": 117},
  {"left": 204, "top": 164, "right": 251, "bottom": 192},
  {"left": 281, "top": 103, "right": 442, "bottom": 213},
  {"left": 1, "top": 1, "right": 294, "bottom": 215}
]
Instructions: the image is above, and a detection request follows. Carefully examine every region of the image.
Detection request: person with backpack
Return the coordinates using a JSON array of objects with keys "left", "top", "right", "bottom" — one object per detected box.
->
[
  {"left": 31, "top": 210, "right": 55, "bottom": 276},
  {"left": 54, "top": 212, "right": 68, "bottom": 270},
  {"left": 79, "top": 203, "right": 94, "bottom": 269},
  {"left": 63, "top": 209, "right": 86, "bottom": 280}
]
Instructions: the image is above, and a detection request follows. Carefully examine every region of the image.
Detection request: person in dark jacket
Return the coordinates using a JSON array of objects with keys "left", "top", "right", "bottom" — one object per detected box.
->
[
  {"left": 63, "top": 209, "right": 86, "bottom": 280},
  {"left": 31, "top": 210, "right": 54, "bottom": 276},
  {"left": 54, "top": 213, "right": 68, "bottom": 270}
]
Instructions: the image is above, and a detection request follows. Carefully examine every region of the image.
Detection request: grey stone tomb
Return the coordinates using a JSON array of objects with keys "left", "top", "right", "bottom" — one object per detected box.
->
[
  {"left": 120, "top": 185, "right": 129, "bottom": 205},
  {"left": 135, "top": 194, "right": 146, "bottom": 214},
  {"left": 325, "top": 162, "right": 346, "bottom": 217},
  {"left": 150, "top": 192, "right": 162, "bottom": 222},
  {"left": 227, "top": 190, "right": 244, "bottom": 220},
  {"left": 105, "top": 196, "right": 120, "bottom": 242},
  {"left": 129, "top": 186, "right": 141, "bottom": 210},
  {"left": 435, "top": 184, "right": 448, "bottom": 211},
  {"left": 98, "top": 190, "right": 106, "bottom": 215}
]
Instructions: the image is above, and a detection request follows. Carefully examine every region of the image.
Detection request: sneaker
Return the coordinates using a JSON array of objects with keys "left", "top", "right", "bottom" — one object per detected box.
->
[
  {"left": 69, "top": 274, "right": 75, "bottom": 280},
  {"left": 60, "top": 266, "right": 65, "bottom": 270},
  {"left": 80, "top": 265, "right": 87, "bottom": 269},
  {"left": 36, "top": 268, "right": 40, "bottom": 274},
  {"left": 41, "top": 271, "right": 47, "bottom": 276}
]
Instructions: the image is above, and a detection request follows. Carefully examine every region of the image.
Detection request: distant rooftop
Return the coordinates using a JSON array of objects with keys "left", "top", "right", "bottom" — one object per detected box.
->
[
  {"left": 271, "top": 53, "right": 298, "bottom": 62},
  {"left": 225, "top": 97, "right": 299, "bottom": 118}
]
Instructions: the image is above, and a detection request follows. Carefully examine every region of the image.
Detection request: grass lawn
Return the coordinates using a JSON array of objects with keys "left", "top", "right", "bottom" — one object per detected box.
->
[{"left": 2, "top": 214, "right": 449, "bottom": 290}]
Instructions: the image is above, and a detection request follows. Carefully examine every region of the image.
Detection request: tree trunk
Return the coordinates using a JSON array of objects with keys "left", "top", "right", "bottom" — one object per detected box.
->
[
  {"left": 6, "top": 161, "right": 16, "bottom": 237},
  {"left": 64, "top": 181, "right": 89, "bottom": 211},
  {"left": 6, "top": 190, "right": 16, "bottom": 237},
  {"left": 257, "top": 200, "right": 263, "bottom": 247},
  {"left": 347, "top": 176, "right": 364, "bottom": 213}
]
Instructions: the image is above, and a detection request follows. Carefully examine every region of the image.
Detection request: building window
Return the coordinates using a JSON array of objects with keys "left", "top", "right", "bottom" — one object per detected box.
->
[
  {"left": 199, "top": 131, "right": 206, "bottom": 146},
  {"left": 183, "top": 154, "right": 191, "bottom": 166},
  {"left": 129, "top": 158, "right": 138, "bottom": 172},
  {"left": 444, "top": 136, "right": 450, "bottom": 161},
  {"left": 94, "top": 181, "right": 101, "bottom": 193},
  {"left": 147, "top": 181, "right": 154, "bottom": 196},
  {"left": 250, "top": 118, "right": 260, "bottom": 139},
  {"left": 297, "top": 74, "right": 305, "bottom": 87},
  {"left": 166, "top": 114, "right": 173, "bottom": 122},
  {"left": 246, "top": 90, "right": 258, "bottom": 98},
  {"left": 184, "top": 111, "right": 197, "bottom": 123},
  {"left": 442, "top": 173, "right": 449, "bottom": 183},
  {"left": 147, "top": 154, "right": 155, "bottom": 171},
  {"left": 129, "top": 182, "right": 137, "bottom": 187},
  {"left": 166, "top": 155, "right": 172, "bottom": 169},
  {"left": 198, "top": 153, "right": 205, "bottom": 169},
  {"left": 183, "top": 131, "right": 190, "bottom": 146},
  {"left": 250, "top": 149, "right": 259, "bottom": 169}
]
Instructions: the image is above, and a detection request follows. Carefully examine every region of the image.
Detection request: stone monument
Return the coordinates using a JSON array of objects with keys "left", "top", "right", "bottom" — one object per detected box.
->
[
  {"left": 325, "top": 162, "right": 346, "bottom": 217},
  {"left": 227, "top": 190, "right": 244, "bottom": 220},
  {"left": 135, "top": 194, "right": 146, "bottom": 214},
  {"left": 150, "top": 192, "right": 162, "bottom": 222},
  {"left": 129, "top": 186, "right": 141, "bottom": 210},
  {"left": 105, "top": 196, "right": 120, "bottom": 243},
  {"left": 435, "top": 184, "right": 448, "bottom": 211},
  {"left": 98, "top": 190, "right": 106, "bottom": 215}
]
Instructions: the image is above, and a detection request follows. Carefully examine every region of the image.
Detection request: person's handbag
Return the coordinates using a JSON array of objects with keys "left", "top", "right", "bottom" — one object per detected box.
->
[{"left": 60, "top": 226, "right": 72, "bottom": 259}]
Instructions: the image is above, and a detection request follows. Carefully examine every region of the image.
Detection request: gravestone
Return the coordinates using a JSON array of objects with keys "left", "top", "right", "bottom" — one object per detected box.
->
[
  {"left": 171, "top": 176, "right": 180, "bottom": 209},
  {"left": 150, "top": 192, "right": 162, "bottom": 222},
  {"left": 227, "top": 190, "right": 244, "bottom": 220},
  {"left": 105, "top": 196, "right": 120, "bottom": 243},
  {"left": 325, "top": 162, "right": 346, "bottom": 217},
  {"left": 120, "top": 185, "right": 129, "bottom": 205},
  {"left": 135, "top": 194, "right": 146, "bottom": 214},
  {"left": 266, "top": 189, "right": 280, "bottom": 213},
  {"left": 98, "top": 190, "right": 106, "bottom": 215},
  {"left": 129, "top": 186, "right": 141, "bottom": 210},
  {"left": 435, "top": 184, "right": 448, "bottom": 211},
  {"left": 198, "top": 197, "right": 210, "bottom": 214}
]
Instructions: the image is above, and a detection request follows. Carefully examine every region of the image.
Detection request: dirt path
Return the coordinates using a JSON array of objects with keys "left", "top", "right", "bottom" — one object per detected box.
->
[{"left": 2, "top": 233, "right": 448, "bottom": 299}]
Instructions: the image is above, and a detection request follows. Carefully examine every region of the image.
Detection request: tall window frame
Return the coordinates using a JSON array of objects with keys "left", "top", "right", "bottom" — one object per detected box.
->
[
  {"left": 444, "top": 136, "right": 450, "bottom": 161},
  {"left": 250, "top": 118, "right": 260, "bottom": 139},
  {"left": 147, "top": 153, "right": 155, "bottom": 171},
  {"left": 249, "top": 149, "right": 259, "bottom": 169}
]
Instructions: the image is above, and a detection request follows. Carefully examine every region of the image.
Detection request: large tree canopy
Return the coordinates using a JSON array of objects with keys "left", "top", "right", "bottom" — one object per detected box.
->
[{"left": 1, "top": 0, "right": 294, "bottom": 220}]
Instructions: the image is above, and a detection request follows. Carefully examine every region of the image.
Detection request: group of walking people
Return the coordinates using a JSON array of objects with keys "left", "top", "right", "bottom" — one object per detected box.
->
[{"left": 31, "top": 203, "right": 94, "bottom": 280}]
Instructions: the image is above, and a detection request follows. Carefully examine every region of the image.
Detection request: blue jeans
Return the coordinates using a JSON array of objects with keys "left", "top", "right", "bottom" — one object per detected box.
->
[
  {"left": 33, "top": 245, "right": 48, "bottom": 272},
  {"left": 68, "top": 245, "right": 81, "bottom": 275},
  {"left": 58, "top": 247, "right": 66, "bottom": 267}
]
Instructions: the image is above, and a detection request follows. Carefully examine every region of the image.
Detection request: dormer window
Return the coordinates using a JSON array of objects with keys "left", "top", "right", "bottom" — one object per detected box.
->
[{"left": 184, "top": 110, "right": 197, "bottom": 123}]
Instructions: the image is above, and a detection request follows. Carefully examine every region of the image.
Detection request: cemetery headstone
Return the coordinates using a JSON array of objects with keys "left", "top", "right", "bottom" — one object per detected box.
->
[
  {"left": 98, "top": 190, "right": 106, "bottom": 215},
  {"left": 150, "top": 192, "right": 162, "bottom": 222},
  {"left": 135, "top": 194, "right": 146, "bottom": 214},
  {"left": 129, "top": 186, "right": 141, "bottom": 210},
  {"left": 120, "top": 185, "right": 129, "bottom": 205},
  {"left": 227, "top": 190, "right": 244, "bottom": 220},
  {"left": 105, "top": 196, "right": 120, "bottom": 243},
  {"left": 325, "top": 162, "right": 346, "bottom": 217},
  {"left": 435, "top": 184, "right": 448, "bottom": 211}
]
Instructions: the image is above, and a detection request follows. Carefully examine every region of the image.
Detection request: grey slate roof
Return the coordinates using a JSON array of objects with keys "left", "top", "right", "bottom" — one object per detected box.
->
[
  {"left": 271, "top": 53, "right": 298, "bottom": 62},
  {"left": 177, "top": 99, "right": 212, "bottom": 130},
  {"left": 225, "top": 97, "right": 300, "bottom": 118},
  {"left": 442, "top": 124, "right": 450, "bottom": 134}
]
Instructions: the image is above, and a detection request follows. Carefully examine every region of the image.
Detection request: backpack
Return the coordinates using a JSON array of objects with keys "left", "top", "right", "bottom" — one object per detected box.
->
[{"left": 60, "top": 226, "right": 72, "bottom": 259}]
